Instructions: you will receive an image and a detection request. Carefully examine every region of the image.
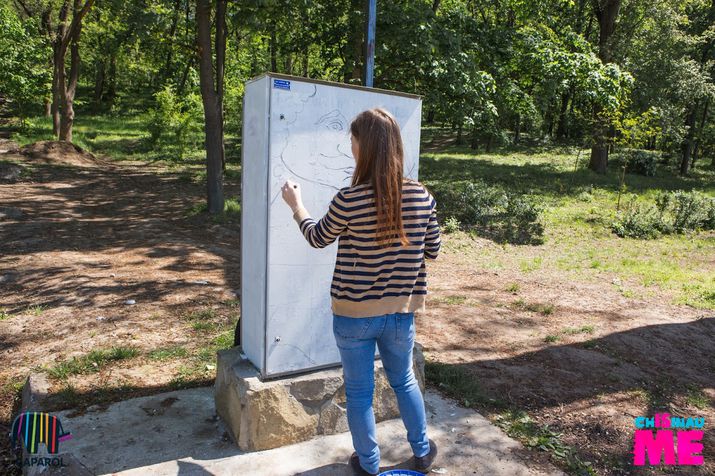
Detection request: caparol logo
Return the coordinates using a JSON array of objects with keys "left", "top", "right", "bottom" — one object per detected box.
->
[{"left": 8, "top": 410, "right": 73, "bottom": 468}]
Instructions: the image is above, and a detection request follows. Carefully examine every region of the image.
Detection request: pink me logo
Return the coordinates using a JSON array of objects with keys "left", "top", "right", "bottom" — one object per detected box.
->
[{"left": 633, "top": 413, "right": 705, "bottom": 466}]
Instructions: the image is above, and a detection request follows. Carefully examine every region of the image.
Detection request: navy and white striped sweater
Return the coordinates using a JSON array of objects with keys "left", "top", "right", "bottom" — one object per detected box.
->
[{"left": 292, "top": 178, "right": 441, "bottom": 318}]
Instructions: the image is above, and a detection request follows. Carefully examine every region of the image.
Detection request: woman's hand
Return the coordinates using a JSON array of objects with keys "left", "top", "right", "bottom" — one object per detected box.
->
[{"left": 281, "top": 179, "right": 303, "bottom": 213}]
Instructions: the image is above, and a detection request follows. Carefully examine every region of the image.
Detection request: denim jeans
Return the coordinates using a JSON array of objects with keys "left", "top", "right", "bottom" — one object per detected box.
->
[{"left": 333, "top": 311, "right": 430, "bottom": 474}]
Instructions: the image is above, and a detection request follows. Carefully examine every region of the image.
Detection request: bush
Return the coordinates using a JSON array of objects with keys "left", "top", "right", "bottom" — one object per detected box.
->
[
  {"left": 146, "top": 85, "right": 202, "bottom": 159},
  {"left": 669, "top": 190, "right": 712, "bottom": 233},
  {"left": 611, "top": 201, "right": 662, "bottom": 239},
  {"left": 426, "top": 179, "right": 543, "bottom": 244},
  {"left": 628, "top": 150, "right": 659, "bottom": 176},
  {"left": 612, "top": 190, "right": 715, "bottom": 239},
  {"left": 443, "top": 216, "right": 461, "bottom": 233},
  {"left": 613, "top": 149, "right": 659, "bottom": 176}
]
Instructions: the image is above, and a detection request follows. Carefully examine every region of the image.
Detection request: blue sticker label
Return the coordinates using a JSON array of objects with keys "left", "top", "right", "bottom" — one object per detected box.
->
[{"left": 273, "top": 79, "right": 291, "bottom": 91}]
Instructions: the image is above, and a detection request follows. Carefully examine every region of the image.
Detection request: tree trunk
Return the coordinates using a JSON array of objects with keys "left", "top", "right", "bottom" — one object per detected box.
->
[
  {"left": 691, "top": 97, "right": 709, "bottom": 169},
  {"left": 556, "top": 90, "right": 570, "bottom": 139},
  {"left": 302, "top": 48, "right": 309, "bottom": 76},
  {"left": 588, "top": 0, "right": 621, "bottom": 174},
  {"left": 106, "top": 53, "right": 116, "bottom": 109},
  {"left": 197, "top": 0, "right": 225, "bottom": 214},
  {"left": 60, "top": 0, "right": 85, "bottom": 142},
  {"left": 51, "top": 0, "right": 93, "bottom": 141},
  {"left": 93, "top": 59, "right": 105, "bottom": 107},
  {"left": 269, "top": 23, "right": 277, "bottom": 72},
  {"left": 51, "top": 43, "right": 61, "bottom": 135},
  {"left": 680, "top": 103, "right": 698, "bottom": 176},
  {"left": 514, "top": 114, "right": 521, "bottom": 144}
]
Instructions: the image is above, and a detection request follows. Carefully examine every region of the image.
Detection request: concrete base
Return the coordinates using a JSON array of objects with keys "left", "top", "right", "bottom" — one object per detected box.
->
[{"left": 214, "top": 343, "right": 425, "bottom": 451}]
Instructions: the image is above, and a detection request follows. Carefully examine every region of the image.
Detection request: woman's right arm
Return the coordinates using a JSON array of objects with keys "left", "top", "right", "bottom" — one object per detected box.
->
[{"left": 424, "top": 193, "right": 441, "bottom": 259}]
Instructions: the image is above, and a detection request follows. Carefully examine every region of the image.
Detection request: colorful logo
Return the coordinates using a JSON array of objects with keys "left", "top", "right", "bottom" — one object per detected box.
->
[
  {"left": 9, "top": 411, "right": 73, "bottom": 454},
  {"left": 632, "top": 413, "right": 705, "bottom": 466}
]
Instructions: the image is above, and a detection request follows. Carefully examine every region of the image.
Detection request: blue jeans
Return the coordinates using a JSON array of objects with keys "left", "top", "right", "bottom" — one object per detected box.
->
[{"left": 333, "top": 312, "right": 430, "bottom": 474}]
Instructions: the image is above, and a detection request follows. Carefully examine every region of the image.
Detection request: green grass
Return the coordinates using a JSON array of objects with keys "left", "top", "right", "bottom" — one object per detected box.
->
[
  {"left": 147, "top": 345, "right": 189, "bottom": 360},
  {"left": 46, "top": 346, "right": 140, "bottom": 380},
  {"left": 186, "top": 196, "right": 241, "bottom": 223},
  {"left": 562, "top": 325, "right": 595, "bottom": 335},
  {"left": 185, "top": 308, "right": 217, "bottom": 321},
  {"left": 493, "top": 409, "right": 596, "bottom": 475},
  {"left": 434, "top": 295, "right": 468, "bottom": 305},
  {"left": 513, "top": 299, "right": 555, "bottom": 315},
  {"left": 505, "top": 282, "right": 520, "bottom": 293},
  {"left": 11, "top": 116, "right": 714, "bottom": 309},
  {"left": 421, "top": 138, "right": 715, "bottom": 310},
  {"left": 544, "top": 334, "right": 560, "bottom": 343},
  {"left": 685, "top": 385, "right": 710, "bottom": 410},
  {"left": 425, "top": 357, "right": 595, "bottom": 475},
  {"left": 425, "top": 360, "right": 504, "bottom": 409},
  {"left": 0, "top": 309, "right": 10, "bottom": 321},
  {"left": 26, "top": 304, "right": 47, "bottom": 316}
]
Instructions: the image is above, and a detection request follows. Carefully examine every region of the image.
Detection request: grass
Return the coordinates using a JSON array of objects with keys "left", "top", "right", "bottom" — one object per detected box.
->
[
  {"left": 45, "top": 346, "right": 140, "bottom": 380},
  {"left": 505, "top": 282, "right": 520, "bottom": 293},
  {"left": 513, "top": 299, "right": 555, "bottom": 315},
  {"left": 562, "top": 325, "right": 595, "bottom": 335},
  {"left": 186, "top": 196, "right": 241, "bottom": 223},
  {"left": 0, "top": 309, "right": 10, "bottom": 320},
  {"left": 685, "top": 385, "right": 710, "bottom": 410},
  {"left": 147, "top": 345, "right": 189, "bottom": 360},
  {"left": 493, "top": 409, "right": 596, "bottom": 475},
  {"left": 434, "top": 295, "right": 468, "bottom": 305},
  {"left": 13, "top": 115, "right": 713, "bottom": 308},
  {"left": 420, "top": 134, "right": 715, "bottom": 310},
  {"left": 26, "top": 304, "right": 47, "bottom": 316},
  {"left": 425, "top": 360, "right": 504, "bottom": 409},
  {"left": 425, "top": 358, "right": 596, "bottom": 475}
]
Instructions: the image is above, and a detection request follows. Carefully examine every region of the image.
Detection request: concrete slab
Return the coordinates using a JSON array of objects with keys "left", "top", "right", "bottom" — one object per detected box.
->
[{"left": 47, "top": 386, "right": 564, "bottom": 476}]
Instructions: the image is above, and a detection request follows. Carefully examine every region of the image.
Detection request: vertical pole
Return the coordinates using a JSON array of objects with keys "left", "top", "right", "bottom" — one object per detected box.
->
[{"left": 363, "top": 0, "right": 376, "bottom": 87}]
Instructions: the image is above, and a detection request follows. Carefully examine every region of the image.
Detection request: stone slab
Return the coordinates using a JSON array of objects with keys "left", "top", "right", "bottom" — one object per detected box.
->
[
  {"left": 214, "top": 343, "right": 426, "bottom": 451},
  {"left": 41, "top": 385, "right": 564, "bottom": 475}
]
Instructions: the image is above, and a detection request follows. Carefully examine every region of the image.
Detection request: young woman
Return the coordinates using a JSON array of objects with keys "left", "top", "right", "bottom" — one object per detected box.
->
[{"left": 281, "top": 107, "right": 440, "bottom": 475}]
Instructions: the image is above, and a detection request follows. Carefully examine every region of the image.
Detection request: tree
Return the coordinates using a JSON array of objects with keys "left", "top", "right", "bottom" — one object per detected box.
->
[
  {"left": 196, "top": 0, "right": 226, "bottom": 214},
  {"left": 0, "top": 4, "right": 49, "bottom": 123},
  {"left": 53, "top": 0, "right": 95, "bottom": 141},
  {"left": 588, "top": 0, "right": 621, "bottom": 174}
]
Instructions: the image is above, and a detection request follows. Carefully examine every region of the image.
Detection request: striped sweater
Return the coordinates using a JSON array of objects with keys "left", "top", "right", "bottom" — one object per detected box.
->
[{"left": 292, "top": 178, "right": 441, "bottom": 318}]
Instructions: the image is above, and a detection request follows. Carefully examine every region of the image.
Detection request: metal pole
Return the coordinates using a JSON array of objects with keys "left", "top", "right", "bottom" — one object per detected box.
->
[{"left": 364, "top": 0, "right": 376, "bottom": 87}]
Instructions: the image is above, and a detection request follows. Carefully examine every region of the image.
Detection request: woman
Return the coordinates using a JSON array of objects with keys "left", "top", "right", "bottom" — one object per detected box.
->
[{"left": 281, "top": 107, "right": 440, "bottom": 475}]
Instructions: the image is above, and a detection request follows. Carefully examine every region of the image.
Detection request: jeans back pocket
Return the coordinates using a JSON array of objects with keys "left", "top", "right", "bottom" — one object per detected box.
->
[
  {"left": 395, "top": 312, "right": 415, "bottom": 345},
  {"left": 333, "top": 315, "right": 372, "bottom": 340}
]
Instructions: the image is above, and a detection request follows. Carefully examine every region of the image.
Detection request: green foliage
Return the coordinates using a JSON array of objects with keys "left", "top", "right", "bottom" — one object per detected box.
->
[
  {"left": 611, "top": 202, "right": 663, "bottom": 239},
  {"left": 612, "top": 190, "right": 715, "bottom": 238},
  {"left": 442, "top": 216, "right": 461, "bottom": 233},
  {"left": 46, "top": 346, "right": 140, "bottom": 380},
  {"left": 146, "top": 85, "right": 202, "bottom": 160},
  {"left": 613, "top": 149, "right": 660, "bottom": 176},
  {"left": 0, "top": 4, "right": 50, "bottom": 120},
  {"left": 427, "top": 179, "right": 543, "bottom": 244}
]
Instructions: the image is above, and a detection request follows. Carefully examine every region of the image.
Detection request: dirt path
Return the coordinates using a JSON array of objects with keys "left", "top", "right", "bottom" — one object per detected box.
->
[
  {"left": 0, "top": 143, "right": 241, "bottom": 471},
  {"left": 1, "top": 141, "right": 712, "bottom": 475}
]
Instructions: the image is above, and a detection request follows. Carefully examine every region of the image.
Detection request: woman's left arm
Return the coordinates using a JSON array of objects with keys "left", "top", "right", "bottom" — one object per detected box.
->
[{"left": 282, "top": 180, "right": 349, "bottom": 248}]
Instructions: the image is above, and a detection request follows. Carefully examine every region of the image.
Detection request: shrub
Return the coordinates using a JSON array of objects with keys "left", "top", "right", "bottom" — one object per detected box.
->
[
  {"left": 443, "top": 216, "right": 461, "bottom": 233},
  {"left": 612, "top": 190, "right": 715, "bottom": 239},
  {"left": 611, "top": 201, "right": 662, "bottom": 239},
  {"left": 627, "top": 150, "right": 659, "bottom": 176},
  {"left": 426, "top": 179, "right": 543, "bottom": 244},
  {"left": 146, "top": 85, "right": 202, "bottom": 159}
]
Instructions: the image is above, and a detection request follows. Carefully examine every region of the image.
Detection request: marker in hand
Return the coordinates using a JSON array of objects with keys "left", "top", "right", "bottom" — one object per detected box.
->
[{"left": 281, "top": 179, "right": 302, "bottom": 213}]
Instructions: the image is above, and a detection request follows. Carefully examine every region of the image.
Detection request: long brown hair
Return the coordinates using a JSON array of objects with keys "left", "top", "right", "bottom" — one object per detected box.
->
[{"left": 350, "top": 108, "right": 410, "bottom": 247}]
